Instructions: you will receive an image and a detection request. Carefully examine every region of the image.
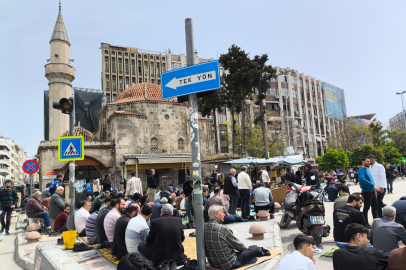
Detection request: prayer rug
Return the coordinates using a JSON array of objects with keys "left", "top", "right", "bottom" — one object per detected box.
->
[
  {"left": 206, "top": 249, "right": 282, "bottom": 270},
  {"left": 98, "top": 248, "right": 120, "bottom": 265},
  {"left": 321, "top": 246, "right": 339, "bottom": 258}
]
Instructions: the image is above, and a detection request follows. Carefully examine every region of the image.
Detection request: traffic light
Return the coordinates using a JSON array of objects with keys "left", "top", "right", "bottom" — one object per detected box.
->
[{"left": 53, "top": 97, "right": 73, "bottom": 114}]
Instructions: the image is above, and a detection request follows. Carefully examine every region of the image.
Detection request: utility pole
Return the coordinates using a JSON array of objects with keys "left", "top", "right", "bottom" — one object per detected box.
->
[{"left": 185, "top": 18, "right": 206, "bottom": 270}]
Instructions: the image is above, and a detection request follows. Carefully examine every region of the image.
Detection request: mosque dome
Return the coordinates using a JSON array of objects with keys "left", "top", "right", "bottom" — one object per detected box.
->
[{"left": 112, "top": 82, "right": 177, "bottom": 104}]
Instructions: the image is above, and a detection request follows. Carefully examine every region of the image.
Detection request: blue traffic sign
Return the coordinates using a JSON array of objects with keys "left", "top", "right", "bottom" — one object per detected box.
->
[
  {"left": 161, "top": 60, "right": 221, "bottom": 99},
  {"left": 58, "top": 136, "right": 84, "bottom": 161}
]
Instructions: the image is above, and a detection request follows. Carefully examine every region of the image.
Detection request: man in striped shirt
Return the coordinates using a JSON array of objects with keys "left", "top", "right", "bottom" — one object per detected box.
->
[
  {"left": 85, "top": 210, "right": 99, "bottom": 244},
  {"left": 126, "top": 172, "right": 142, "bottom": 197}
]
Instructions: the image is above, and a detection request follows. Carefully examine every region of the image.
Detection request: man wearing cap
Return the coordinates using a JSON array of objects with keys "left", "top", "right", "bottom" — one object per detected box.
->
[{"left": 147, "top": 169, "right": 158, "bottom": 203}]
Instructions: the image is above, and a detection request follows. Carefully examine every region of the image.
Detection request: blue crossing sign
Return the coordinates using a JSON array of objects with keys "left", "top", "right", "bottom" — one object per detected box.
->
[
  {"left": 58, "top": 136, "right": 84, "bottom": 161},
  {"left": 161, "top": 60, "right": 221, "bottom": 99}
]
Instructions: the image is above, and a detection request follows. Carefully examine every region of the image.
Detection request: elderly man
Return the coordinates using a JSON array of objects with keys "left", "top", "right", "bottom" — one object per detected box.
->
[
  {"left": 112, "top": 204, "right": 139, "bottom": 259},
  {"left": 126, "top": 172, "right": 142, "bottom": 196},
  {"left": 104, "top": 198, "right": 126, "bottom": 244},
  {"left": 138, "top": 204, "right": 187, "bottom": 267},
  {"left": 334, "top": 185, "right": 350, "bottom": 209},
  {"left": 49, "top": 186, "right": 65, "bottom": 230},
  {"left": 369, "top": 155, "right": 387, "bottom": 218},
  {"left": 237, "top": 166, "right": 252, "bottom": 219},
  {"left": 204, "top": 186, "right": 228, "bottom": 221},
  {"left": 125, "top": 203, "right": 153, "bottom": 253},
  {"left": 252, "top": 182, "right": 275, "bottom": 219},
  {"left": 372, "top": 206, "right": 406, "bottom": 253},
  {"left": 224, "top": 168, "right": 239, "bottom": 215},
  {"left": 26, "top": 191, "right": 51, "bottom": 229},
  {"left": 204, "top": 205, "right": 268, "bottom": 270},
  {"left": 74, "top": 200, "right": 91, "bottom": 236}
]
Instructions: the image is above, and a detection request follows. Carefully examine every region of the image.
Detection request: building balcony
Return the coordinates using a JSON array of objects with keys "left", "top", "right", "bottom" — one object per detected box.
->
[
  {"left": 0, "top": 141, "right": 11, "bottom": 151},
  {"left": 0, "top": 167, "right": 10, "bottom": 176},
  {"left": 0, "top": 150, "right": 11, "bottom": 159},
  {"left": 0, "top": 159, "right": 11, "bottom": 167}
]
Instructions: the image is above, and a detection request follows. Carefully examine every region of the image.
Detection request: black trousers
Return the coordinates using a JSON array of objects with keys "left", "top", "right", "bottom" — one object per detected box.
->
[
  {"left": 228, "top": 194, "right": 239, "bottom": 215},
  {"left": 239, "top": 190, "right": 251, "bottom": 219},
  {"left": 138, "top": 242, "right": 152, "bottom": 260},
  {"left": 0, "top": 206, "right": 13, "bottom": 231},
  {"left": 362, "top": 191, "right": 378, "bottom": 223},
  {"left": 254, "top": 202, "right": 275, "bottom": 214},
  {"left": 232, "top": 245, "right": 259, "bottom": 269},
  {"left": 376, "top": 189, "right": 386, "bottom": 218},
  {"left": 57, "top": 225, "right": 68, "bottom": 233}
]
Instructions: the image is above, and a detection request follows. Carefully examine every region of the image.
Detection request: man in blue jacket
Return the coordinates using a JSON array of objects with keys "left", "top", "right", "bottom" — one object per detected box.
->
[{"left": 358, "top": 157, "right": 380, "bottom": 223}]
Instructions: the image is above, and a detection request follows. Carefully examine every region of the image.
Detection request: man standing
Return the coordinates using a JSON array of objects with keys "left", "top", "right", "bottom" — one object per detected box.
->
[
  {"left": 327, "top": 183, "right": 339, "bottom": 202},
  {"left": 23, "top": 184, "right": 30, "bottom": 197},
  {"left": 369, "top": 155, "right": 387, "bottom": 218},
  {"left": 49, "top": 186, "right": 65, "bottom": 230},
  {"left": 0, "top": 180, "right": 18, "bottom": 235},
  {"left": 147, "top": 169, "right": 158, "bottom": 203},
  {"left": 54, "top": 204, "right": 69, "bottom": 233},
  {"left": 258, "top": 167, "right": 270, "bottom": 186},
  {"left": 125, "top": 203, "right": 153, "bottom": 253},
  {"left": 49, "top": 174, "right": 63, "bottom": 195},
  {"left": 281, "top": 170, "right": 301, "bottom": 185},
  {"left": 104, "top": 198, "right": 126, "bottom": 244},
  {"left": 102, "top": 174, "right": 111, "bottom": 192},
  {"left": 305, "top": 163, "right": 320, "bottom": 188},
  {"left": 112, "top": 204, "right": 139, "bottom": 259},
  {"left": 386, "top": 164, "right": 396, "bottom": 194},
  {"left": 224, "top": 168, "right": 239, "bottom": 215},
  {"left": 93, "top": 176, "right": 101, "bottom": 196},
  {"left": 252, "top": 182, "right": 275, "bottom": 219},
  {"left": 358, "top": 156, "right": 380, "bottom": 223},
  {"left": 183, "top": 177, "right": 194, "bottom": 228},
  {"left": 237, "top": 166, "right": 252, "bottom": 219},
  {"left": 277, "top": 235, "right": 316, "bottom": 270},
  {"left": 25, "top": 191, "right": 51, "bottom": 229},
  {"left": 74, "top": 200, "right": 91, "bottom": 236},
  {"left": 334, "top": 185, "right": 350, "bottom": 209},
  {"left": 126, "top": 172, "right": 142, "bottom": 197},
  {"left": 333, "top": 194, "right": 367, "bottom": 248}
]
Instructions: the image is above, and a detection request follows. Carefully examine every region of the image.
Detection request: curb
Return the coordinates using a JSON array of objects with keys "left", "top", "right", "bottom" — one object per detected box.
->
[
  {"left": 268, "top": 221, "right": 284, "bottom": 270},
  {"left": 15, "top": 235, "right": 33, "bottom": 270}
]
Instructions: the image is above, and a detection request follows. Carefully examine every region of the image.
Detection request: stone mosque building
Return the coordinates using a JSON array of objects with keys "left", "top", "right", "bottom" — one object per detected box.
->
[{"left": 37, "top": 6, "right": 214, "bottom": 190}]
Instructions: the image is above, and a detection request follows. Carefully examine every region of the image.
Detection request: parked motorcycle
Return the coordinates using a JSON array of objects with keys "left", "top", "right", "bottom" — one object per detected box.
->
[{"left": 280, "top": 181, "right": 326, "bottom": 245}]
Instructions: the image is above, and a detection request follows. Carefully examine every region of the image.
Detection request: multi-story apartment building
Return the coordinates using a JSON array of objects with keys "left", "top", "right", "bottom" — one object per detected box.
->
[
  {"left": 0, "top": 136, "right": 28, "bottom": 185},
  {"left": 389, "top": 111, "right": 406, "bottom": 130}
]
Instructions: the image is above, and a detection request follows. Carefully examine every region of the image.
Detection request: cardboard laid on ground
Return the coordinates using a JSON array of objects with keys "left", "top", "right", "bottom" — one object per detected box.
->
[
  {"left": 324, "top": 235, "right": 335, "bottom": 243},
  {"left": 206, "top": 249, "right": 282, "bottom": 270}
]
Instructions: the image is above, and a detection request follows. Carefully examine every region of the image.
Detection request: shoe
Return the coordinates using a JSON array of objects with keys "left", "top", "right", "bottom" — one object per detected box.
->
[
  {"left": 270, "top": 214, "right": 275, "bottom": 219},
  {"left": 57, "top": 238, "right": 64, "bottom": 245},
  {"left": 0, "top": 228, "right": 4, "bottom": 233},
  {"left": 186, "top": 222, "right": 193, "bottom": 229},
  {"left": 182, "top": 224, "right": 187, "bottom": 229},
  {"left": 159, "top": 261, "right": 169, "bottom": 270},
  {"left": 189, "top": 232, "right": 196, "bottom": 237},
  {"left": 5, "top": 231, "right": 10, "bottom": 235},
  {"left": 169, "top": 260, "right": 177, "bottom": 270}
]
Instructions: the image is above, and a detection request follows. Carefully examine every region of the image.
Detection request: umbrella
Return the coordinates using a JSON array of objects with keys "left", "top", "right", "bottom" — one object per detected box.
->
[
  {"left": 224, "top": 157, "right": 260, "bottom": 166},
  {"left": 257, "top": 156, "right": 306, "bottom": 166}
]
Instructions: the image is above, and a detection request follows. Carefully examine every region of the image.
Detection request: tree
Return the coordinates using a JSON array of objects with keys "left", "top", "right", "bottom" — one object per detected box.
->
[
  {"left": 327, "top": 118, "right": 373, "bottom": 151},
  {"left": 316, "top": 148, "right": 349, "bottom": 171},
  {"left": 369, "top": 121, "right": 387, "bottom": 147},
  {"left": 347, "top": 144, "right": 384, "bottom": 167},
  {"left": 380, "top": 142, "right": 402, "bottom": 165},
  {"left": 387, "top": 129, "right": 406, "bottom": 157},
  {"left": 251, "top": 54, "right": 277, "bottom": 159},
  {"left": 220, "top": 45, "right": 254, "bottom": 155}
]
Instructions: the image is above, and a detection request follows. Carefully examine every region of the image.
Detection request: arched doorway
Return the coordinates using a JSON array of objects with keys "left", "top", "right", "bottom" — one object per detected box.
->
[{"left": 63, "top": 165, "right": 101, "bottom": 183}]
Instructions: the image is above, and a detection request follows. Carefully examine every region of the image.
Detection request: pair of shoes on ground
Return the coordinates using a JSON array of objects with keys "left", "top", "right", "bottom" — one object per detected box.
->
[
  {"left": 0, "top": 228, "right": 10, "bottom": 235},
  {"left": 189, "top": 231, "right": 196, "bottom": 237},
  {"left": 186, "top": 222, "right": 195, "bottom": 229},
  {"left": 159, "top": 260, "right": 177, "bottom": 270}
]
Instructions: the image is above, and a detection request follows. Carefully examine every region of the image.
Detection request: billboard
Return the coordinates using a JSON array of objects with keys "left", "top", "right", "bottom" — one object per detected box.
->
[{"left": 321, "top": 82, "right": 347, "bottom": 120}]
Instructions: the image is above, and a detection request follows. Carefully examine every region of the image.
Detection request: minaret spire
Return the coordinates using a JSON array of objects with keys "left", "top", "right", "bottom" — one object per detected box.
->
[
  {"left": 50, "top": 1, "right": 69, "bottom": 44},
  {"left": 59, "top": 0, "right": 61, "bottom": 11}
]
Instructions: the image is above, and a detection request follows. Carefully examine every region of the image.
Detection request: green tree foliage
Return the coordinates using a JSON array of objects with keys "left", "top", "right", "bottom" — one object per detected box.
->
[
  {"left": 369, "top": 121, "right": 387, "bottom": 147},
  {"left": 347, "top": 144, "right": 384, "bottom": 167},
  {"left": 327, "top": 118, "right": 373, "bottom": 151},
  {"left": 316, "top": 148, "right": 349, "bottom": 171},
  {"left": 387, "top": 129, "right": 406, "bottom": 157},
  {"left": 380, "top": 142, "right": 402, "bottom": 165}
]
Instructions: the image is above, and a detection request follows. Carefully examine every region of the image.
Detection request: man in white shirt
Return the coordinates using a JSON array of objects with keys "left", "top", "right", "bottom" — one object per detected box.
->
[
  {"left": 369, "top": 155, "right": 387, "bottom": 218},
  {"left": 125, "top": 172, "right": 142, "bottom": 196},
  {"left": 258, "top": 166, "right": 270, "bottom": 186},
  {"left": 74, "top": 200, "right": 91, "bottom": 236},
  {"left": 125, "top": 204, "right": 153, "bottom": 253},
  {"left": 237, "top": 166, "right": 252, "bottom": 219},
  {"left": 93, "top": 177, "right": 101, "bottom": 196},
  {"left": 277, "top": 235, "right": 316, "bottom": 270}
]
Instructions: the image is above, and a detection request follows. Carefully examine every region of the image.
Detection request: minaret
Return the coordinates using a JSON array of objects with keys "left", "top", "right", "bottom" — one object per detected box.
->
[{"left": 45, "top": 3, "right": 75, "bottom": 141}]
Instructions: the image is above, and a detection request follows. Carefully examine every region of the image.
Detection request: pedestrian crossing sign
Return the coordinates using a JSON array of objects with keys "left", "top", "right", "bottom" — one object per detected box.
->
[{"left": 58, "top": 136, "right": 84, "bottom": 161}]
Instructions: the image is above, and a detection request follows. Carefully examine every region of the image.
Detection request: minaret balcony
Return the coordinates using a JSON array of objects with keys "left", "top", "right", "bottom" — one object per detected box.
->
[{"left": 45, "top": 63, "right": 75, "bottom": 82}]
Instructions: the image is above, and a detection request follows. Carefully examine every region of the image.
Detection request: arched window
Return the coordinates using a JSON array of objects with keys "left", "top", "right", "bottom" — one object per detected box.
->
[
  {"left": 178, "top": 138, "right": 184, "bottom": 150},
  {"left": 151, "top": 137, "right": 158, "bottom": 149}
]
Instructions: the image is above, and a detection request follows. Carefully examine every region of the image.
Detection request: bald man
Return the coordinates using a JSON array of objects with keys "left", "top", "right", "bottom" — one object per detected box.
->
[{"left": 224, "top": 168, "right": 239, "bottom": 215}]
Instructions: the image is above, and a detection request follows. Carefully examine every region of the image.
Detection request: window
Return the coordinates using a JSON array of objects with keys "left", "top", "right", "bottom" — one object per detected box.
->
[
  {"left": 171, "top": 62, "right": 181, "bottom": 70},
  {"left": 302, "top": 106, "right": 305, "bottom": 114},
  {"left": 151, "top": 66, "right": 154, "bottom": 75},
  {"left": 304, "top": 134, "right": 308, "bottom": 141},
  {"left": 301, "top": 92, "right": 304, "bottom": 100},
  {"left": 218, "top": 114, "right": 227, "bottom": 124},
  {"left": 316, "top": 86, "right": 319, "bottom": 92},
  {"left": 309, "top": 121, "right": 312, "bottom": 128},
  {"left": 253, "top": 88, "right": 259, "bottom": 95},
  {"left": 178, "top": 138, "right": 184, "bottom": 150},
  {"left": 266, "top": 88, "right": 278, "bottom": 96},
  {"left": 144, "top": 64, "right": 148, "bottom": 74},
  {"left": 291, "top": 76, "right": 296, "bottom": 84},
  {"left": 119, "top": 77, "right": 123, "bottom": 88},
  {"left": 106, "top": 76, "right": 109, "bottom": 88},
  {"left": 126, "top": 78, "right": 129, "bottom": 89},
  {"left": 112, "top": 79, "right": 116, "bottom": 89},
  {"left": 279, "top": 75, "right": 287, "bottom": 82},
  {"left": 112, "top": 94, "right": 117, "bottom": 101},
  {"left": 299, "top": 79, "right": 303, "bottom": 87},
  {"left": 156, "top": 64, "right": 160, "bottom": 75},
  {"left": 138, "top": 62, "right": 142, "bottom": 74},
  {"left": 294, "top": 104, "right": 298, "bottom": 111},
  {"left": 270, "top": 77, "right": 277, "bottom": 82},
  {"left": 125, "top": 59, "right": 129, "bottom": 72},
  {"left": 131, "top": 61, "right": 135, "bottom": 73},
  {"left": 283, "top": 104, "right": 290, "bottom": 111},
  {"left": 118, "top": 59, "right": 122, "bottom": 71},
  {"left": 310, "top": 134, "right": 313, "bottom": 142},
  {"left": 305, "top": 81, "right": 309, "bottom": 88},
  {"left": 292, "top": 90, "right": 297, "bottom": 98},
  {"left": 266, "top": 103, "right": 279, "bottom": 111},
  {"left": 281, "top": 89, "right": 288, "bottom": 97},
  {"left": 220, "top": 131, "right": 226, "bottom": 141},
  {"left": 106, "top": 95, "right": 111, "bottom": 103},
  {"left": 221, "top": 147, "right": 229, "bottom": 153},
  {"left": 112, "top": 58, "right": 116, "bottom": 71},
  {"left": 105, "top": 57, "right": 109, "bottom": 70},
  {"left": 311, "top": 83, "right": 314, "bottom": 90},
  {"left": 151, "top": 137, "right": 158, "bottom": 149},
  {"left": 295, "top": 119, "right": 299, "bottom": 126},
  {"left": 307, "top": 94, "right": 310, "bottom": 101}
]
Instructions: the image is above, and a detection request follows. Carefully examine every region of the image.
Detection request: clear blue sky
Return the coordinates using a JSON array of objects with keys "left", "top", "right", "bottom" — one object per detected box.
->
[{"left": 1, "top": 0, "right": 405, "bottom": 157}]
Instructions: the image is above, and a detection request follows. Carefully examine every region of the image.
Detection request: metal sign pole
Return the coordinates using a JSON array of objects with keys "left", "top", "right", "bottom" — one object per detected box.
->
[
  {"left": 67, "top": 97, "right": 76, "bottom": 231},
  {"left": 185, "top": 18, "right": 206, "bottom": 270},
  {"left": 29, "top": 174, "right": 33, "bottom": 197}
]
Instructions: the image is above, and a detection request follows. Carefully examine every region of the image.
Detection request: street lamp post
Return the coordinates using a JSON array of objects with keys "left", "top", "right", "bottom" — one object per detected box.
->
[
  {"left": 277, "top": 69, "right": 292, "bottom": 150},
  {"left": 396, "top": 91, "right": 406, "bottom": 130}
]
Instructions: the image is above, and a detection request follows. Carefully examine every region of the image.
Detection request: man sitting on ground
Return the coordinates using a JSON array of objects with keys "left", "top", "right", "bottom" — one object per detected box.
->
[
  {"left": 392, "top": 196, "right": 406, "bottom": 229},
  {"left": 277, "top": 235, "right": 316, "bottom": 270},
  {"left": 204, "top": 205, "right": 269, "bottom": 270},
  {"left": 40, "top": 194, "right": 51, "bottom": 209},
  {"left": 54, "top": 204, "right": 69, "bottom": 233},
  {"left": 26, "top": 191, "right": 51, "bottom": 229},
  {"left": 388, "top": 246, "right": 406, "bottom": 270},
  {"left": 372, "top": 206, "right": 406, "bottom": 253},
  {"left": 85, "top": 210, "right": 99, "bottom": 244},
  {"left": 95, "top": 200, "right": 112, "bottom": 245},
  {"left": 333, "top": 194, "right": 367, "bottom": 248},
  {"left": 139, "top": 190, "right": 148, "bottom": 207},
  {"left": 175, "top": 192, "right": 185, "bottom": 210},
  {"left": 138, "top": 204, "right": 187, "bottom": 267},
  {"left": 204, "top": 186, "right": 228, "bottom": 221},
  {"left": 125, "top": 203, "right": 153, "bottom": 253},
  {"left": 334, "top": 185, "right": 350, "bottom": 209},
  {"left": 252, "top": 182, "right": 275, "bottom": 219},
  {"left": 74, "top": 200, "right": 91, "bottom": 236},
  {"left": 333, "top": 223, "right": 389, "bottom": 270},
  {"left": 112, "top": 204, "right": 139, "bottom": 259},
  {"left": 104, "top": 198, "right": 126, "bottom": 244}
]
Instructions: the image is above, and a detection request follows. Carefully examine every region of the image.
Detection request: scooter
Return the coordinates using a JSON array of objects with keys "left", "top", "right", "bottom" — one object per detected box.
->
[{"left": 280, "top": 181, "right": 326, "bottom": 245}]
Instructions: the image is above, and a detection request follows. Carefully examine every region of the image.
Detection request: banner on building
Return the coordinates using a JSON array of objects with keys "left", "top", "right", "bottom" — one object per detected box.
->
[
  {"left": 42, "top": 171, "right": 58, "bottom": 180},
  {"left": 321, "top": 82, "right": 347, "bottom": 120}
]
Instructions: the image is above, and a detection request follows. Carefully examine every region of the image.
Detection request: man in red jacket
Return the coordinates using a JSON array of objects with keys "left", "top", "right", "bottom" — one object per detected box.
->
[{"left": 54, "top": 204, "right": 70, "bottom": 233}]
